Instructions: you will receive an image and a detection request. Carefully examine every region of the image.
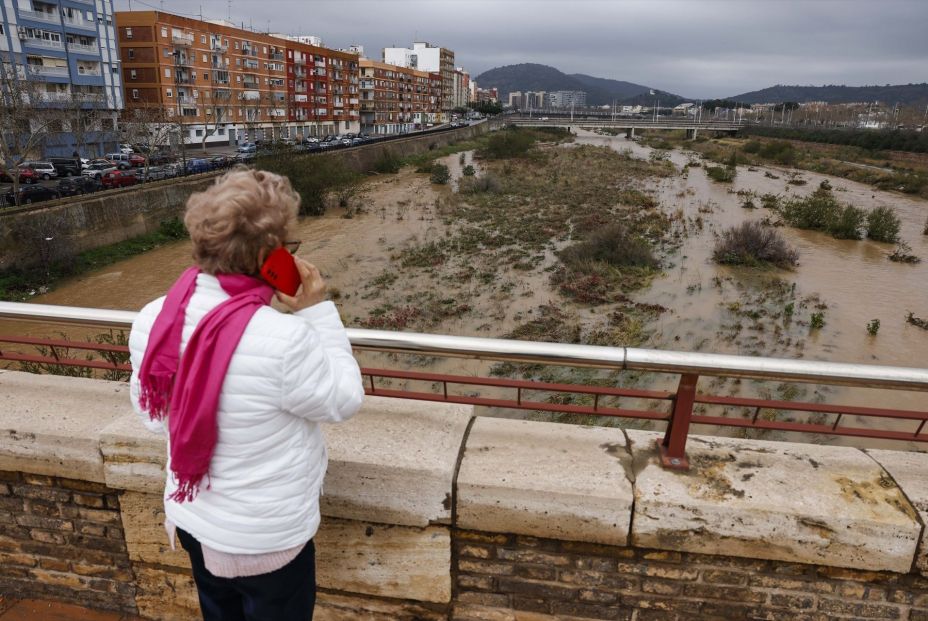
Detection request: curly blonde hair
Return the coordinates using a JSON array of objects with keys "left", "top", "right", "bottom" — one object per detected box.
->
[{"left": 184, "top": 168, "right": 300, "bottom": 275}]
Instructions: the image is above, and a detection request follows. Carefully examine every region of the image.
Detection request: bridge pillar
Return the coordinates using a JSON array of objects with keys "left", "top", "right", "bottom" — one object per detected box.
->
[
  {"left": 625, "top": 127, "right": 635, "bottom": 139},
  {"left": 686, "top": 128, "right": 697, "bottom": 141}
]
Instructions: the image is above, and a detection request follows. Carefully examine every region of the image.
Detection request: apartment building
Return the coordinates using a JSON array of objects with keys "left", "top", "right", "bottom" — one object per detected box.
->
[
  {"left": 0, "top": 0, "right": 123, "bottom": 156},
  {"left": 382, "top": 41, "right": 454, "bottom": 117},
  {"left": 358, "top": 58, "right": 441, "bottom": 135},
  {"left": 451, "top": 67, "right": 470, "bottom": 110},
  {"left": 549, "top": 90, "right": 587, "bottom": 109},
  {"left": 114, "top": 11, "right": 360, "bottom": 147}
]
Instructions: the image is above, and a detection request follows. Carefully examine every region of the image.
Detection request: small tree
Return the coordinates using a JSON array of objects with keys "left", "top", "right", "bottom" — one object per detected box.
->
[
  {"left": 866, "top": 206, "right": 902, "bottom": 243},
  {"left": 121, "top": 106, "right": 180, "bottom": 177},
  {"left": 200, "top": 104, "right": 228, "bottom": 153},
  {"left": 0, "top": 57, "right": 68, "bottom": 206}
]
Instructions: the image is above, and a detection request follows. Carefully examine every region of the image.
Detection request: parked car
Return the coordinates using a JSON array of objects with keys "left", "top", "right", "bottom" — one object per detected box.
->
[
  {"left": 185, "top": 158, "right": 210, "bottom": 174},
  {"left": 234, "top": 152, "right": 256, "bottom": 163},
  {"left": 162, "top": 162, "right": 183, "bottom": 178},
  {"left": 4, "top": 184, "right": 59, "bottom": 206},
  {"left": 48, "top": 157, "right": 82, "bottom": 177},
  {"left": 208, "top": 155, "right": 233, "bottom": 170},
  {"left": 82, "top": 161, "right": 117, "bottom": 179},
  {"left": 101, "top": 169, "right": 138, "bottom": 189},
  {"left": 104, "top": 153, "right": 134, "bottom": 169},
  {"left": 0, "top": 167, "right": 39, "bottom": 184},
  {"left": 118, "top": 143, "right": 134, "bottom": 154},
  {"left": 56, "top": 176, "right": 101, "bottom": 196},
  {"left": 236, "top": 143, "right": 257, "bottom": 154},
  {"left": 128, "top": 153, "right": 146, "bottom": 168},
  {"left": 149, "top": 151, "right": 176, "bottom": 166},
  {"left": 137, "top": 166, "right": 168, "bottom": 182},
  {"left": 21, "top": 161, "right": 57, "bottom": 180}
]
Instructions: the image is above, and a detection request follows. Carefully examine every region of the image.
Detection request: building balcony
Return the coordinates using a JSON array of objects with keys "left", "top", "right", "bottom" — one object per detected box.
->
[
  {"left": 30, "top": 65, "right": 69, "bottom": 77},
  {"left": 62, "top": 15, "right": 96, "bottom": 31},
  {"left": 212, "top": 43, "right": 228, "bottom": 53},
  {"left": 270, "top": 52, "right": 284, "bottom": 61},
  {"left": 39, "top": 91, "right": 72, "bottom": 102},
  {"left": 174, "top": 75, "right": 195, "bottom": 85},
  {"left": 314, "top": 60, "right": 325, "bottom": 68},
  {"left": 76, "top": 66, "right": 101, "bottom": 77},
  {"left": 212, "top": 88, "right": 232, "bottom": 100},
  {"left": 294, "top": 94, "right": 308, "bottom": 103},
  {"left": 23, "top": 38, "right": 64, "bottom": 51},
  {"left": 242, "top": 79, "right": 258, "bottom": 87},
  {"left": 349, "top": 98, "right": 359, "bottom": 105},
  {"left": 18, "top": 9, "right": 60, "bottom": 24},
  {"left": 172, "top": 33, "right": 194, "bottom": 47},
  {"left": 294, "top": 56, "right": 306, "bottom": 65},
  {"left": 239, "top": 90, "right": 260, "bottom": 101},
  {"left": 67, "top": 41, "right": 99, "bottom": 55}
]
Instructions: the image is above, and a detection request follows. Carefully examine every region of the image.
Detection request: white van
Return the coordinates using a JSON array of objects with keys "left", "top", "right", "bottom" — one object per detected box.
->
[{"left": 104, "top": 153, "right": 132, "bottom": 170}]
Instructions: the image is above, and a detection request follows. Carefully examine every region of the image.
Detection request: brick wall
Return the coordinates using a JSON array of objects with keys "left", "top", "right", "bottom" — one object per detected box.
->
[
  {"left": 453, "top": 530, "right": 928, "bottom": 621},
  {"left": 0, "top": 471, "right": 136, "bottom": 615}
]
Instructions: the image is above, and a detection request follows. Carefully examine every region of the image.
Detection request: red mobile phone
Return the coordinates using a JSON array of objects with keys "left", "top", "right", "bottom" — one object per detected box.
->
[{"left": 260, "top": 247, "right": 301, "bottom": 296}]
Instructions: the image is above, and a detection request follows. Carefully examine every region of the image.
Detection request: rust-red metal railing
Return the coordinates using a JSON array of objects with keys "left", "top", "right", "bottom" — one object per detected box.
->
[{"left": 2, "top": 301, "right": 928, "bottom": 471}]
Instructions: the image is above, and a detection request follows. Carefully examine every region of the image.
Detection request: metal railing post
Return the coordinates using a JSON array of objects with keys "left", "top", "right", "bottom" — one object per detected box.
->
[{"left": 658, "top": 373, "right": 699, "bottom": 470}]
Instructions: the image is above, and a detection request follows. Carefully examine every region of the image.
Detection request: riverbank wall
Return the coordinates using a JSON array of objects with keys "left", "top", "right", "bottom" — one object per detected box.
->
[
  {"left": 3, "top": 368, "right": 928, "bottom": 620},
  {"left": 0, "top": 122, "right": 493, "bottom": 272}
]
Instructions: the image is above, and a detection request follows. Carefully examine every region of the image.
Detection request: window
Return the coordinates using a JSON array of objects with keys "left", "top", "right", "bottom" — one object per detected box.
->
[
  {"left": 164, "top": 48, "right": 172, "bottom": 57},
  {"left": 164, "top": 68, "right": 171, "bottom": 78},
  {"left": 218, "top": 128, "right": 225, "bottom": 135},
  {"left": 112, "top": 67, "right": 118, "bottom": 75},
  {"left": 234, "top": 41, "right": 239, "bottom": 50},
  {"left": 130, "top": 69, "right": 137, "bottom": 79},
  {"left": 127, "top": 49, "right": 134, "bottom": 59},
  {"left": 131, "top": 89, "right": 139, "bottom": 99},
  {"left": 166, "top": 89, "right": 173, "bottom": 97},
  {"left": 195, "top": 129, "right": 203, "bottom": 136},
  {"left": 202, "top": 54, "right": 207, "bottom": 63},
  {"left": 161, "top": 27, "right": 168, "bottom": 38},
  {"left": 203, "top": 72, "right": 208, "bottom": 80},
  {"left": 201, "top": 35, "right": 206, "bottom": 44},
  {"left": 235, "top": 59, "right": 240, "bottom": 66},
  {"left": 125, "top": 27, "right": 133, "bottom": 39}
]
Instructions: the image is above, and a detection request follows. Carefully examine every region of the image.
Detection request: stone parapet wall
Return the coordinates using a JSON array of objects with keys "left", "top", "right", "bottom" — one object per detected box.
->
[
  {"left": 0, "top": 471, "right": 135, "bottom": 614},
  {"left": 453, "top": 531, "right": 928, "bottom": 621},
  {"left": 3, "top": 368, "right": 928, "bottom": 620},
  {"left": 0, "top": 122, "right": 492, "bottom": 272}
]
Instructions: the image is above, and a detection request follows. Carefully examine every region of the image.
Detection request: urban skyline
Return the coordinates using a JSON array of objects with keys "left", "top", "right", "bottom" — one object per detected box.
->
[{"left": 112, "top": 0, "right": 928, "bottom": 99}]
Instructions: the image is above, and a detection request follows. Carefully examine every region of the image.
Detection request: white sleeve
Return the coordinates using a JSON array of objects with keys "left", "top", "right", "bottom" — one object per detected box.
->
[
  {"left": 128, "top": 299, "right": 167, "bottom": 435},
  {"left": 281, "top": 301, "right": 364, "bottom": 423}
]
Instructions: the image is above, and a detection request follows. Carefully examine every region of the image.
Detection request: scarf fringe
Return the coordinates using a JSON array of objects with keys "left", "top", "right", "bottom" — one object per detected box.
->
[
  {"left": 168, "top": 475, "right": 204, "bottom": 503},
  {"left": 139, "top": 373, "right": 173, "bottom": 421}
]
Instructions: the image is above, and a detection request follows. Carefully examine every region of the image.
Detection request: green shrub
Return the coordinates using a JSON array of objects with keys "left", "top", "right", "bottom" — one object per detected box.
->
[
  {"left": 480, "top": 129, "right": 538, "bottom": 159},
  {"left": 742, "top": 140, "right": 762, "bottom": 154},
  {"left": 758, "top": 140, "right": 797, "bottom": 165},
  {"left": 810, "top": 312, "right": 826, "bottom": 330},
  {"left": 373, "top": 149, "right": 403, "bottom": 174},
  {"left": 158, "top": 218, "right": 188, "bottom": 239},
  {"left": 430, "top": 163, "right": 451, "bottom": 185},
  {"left": 866, "top": 206, "right": 902, "bottom": 243},
  {"left": 705, "top": 165, "right": 736, "bottom": 182},
  {"left": 256, "top": 152, "right": 360, "bottom": 216},
  {"left": 559, "top": 223, "right": 657, "bottom": 270},
  {"left": 867, "top": 319, "right": 880, "bottom": 336},
  {"left": 462, "top": 164, "right": 476, "bottom": 176},
  {"left": 712, "top": 221, "right": 799, "bottom": 268},
  {"left": 760, "top": 193, "right": 781, "bottom": 210},
  {"left": 780, "top": 186, "right": 842, "bottom": 230},
  {"left": 828, "top": 205, "right": 867, "bottom": 240}
]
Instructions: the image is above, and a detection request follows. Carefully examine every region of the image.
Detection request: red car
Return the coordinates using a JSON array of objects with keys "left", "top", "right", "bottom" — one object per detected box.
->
[
  {"left": 101, "top": 169, "right": 138, "bottom": 189},
  {"left": 0, "top": 167, "right": 39, "bottom": 184},
  {"left": 129, "top": 154, "right": 146, "bottom": 167}
]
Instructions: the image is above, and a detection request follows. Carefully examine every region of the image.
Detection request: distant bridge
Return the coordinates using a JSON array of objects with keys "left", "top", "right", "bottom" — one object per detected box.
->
[{"left": 506, "top": 116, "right": 743, "bottom": 139}]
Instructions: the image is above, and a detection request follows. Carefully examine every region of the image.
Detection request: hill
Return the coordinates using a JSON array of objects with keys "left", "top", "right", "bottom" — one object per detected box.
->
[
  {"left": 729, "top": 83, "right": 928, "bottom": 105},
  {"left": 474, "top": 63, "right": 685, "bottom": 106}
]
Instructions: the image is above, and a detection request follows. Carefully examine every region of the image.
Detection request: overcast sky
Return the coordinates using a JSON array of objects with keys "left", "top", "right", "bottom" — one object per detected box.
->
[{"left": 113, "top": 0, "right": 928, "bottom": 98}]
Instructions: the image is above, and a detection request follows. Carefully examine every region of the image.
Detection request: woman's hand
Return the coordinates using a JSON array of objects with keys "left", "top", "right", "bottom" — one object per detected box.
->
[{"left": 276, "top": 259, "right": 327, "bottom": 312}]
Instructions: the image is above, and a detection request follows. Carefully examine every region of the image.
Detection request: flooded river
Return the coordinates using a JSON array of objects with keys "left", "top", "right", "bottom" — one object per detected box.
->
[{"left": 7, "top": 129, "right": 928, "bottom": 447}]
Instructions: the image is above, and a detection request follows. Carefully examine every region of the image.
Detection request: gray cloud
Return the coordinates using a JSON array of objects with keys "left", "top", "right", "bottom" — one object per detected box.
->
[{"left": 114, "top": 0, "right": 928, "bottom": 97}]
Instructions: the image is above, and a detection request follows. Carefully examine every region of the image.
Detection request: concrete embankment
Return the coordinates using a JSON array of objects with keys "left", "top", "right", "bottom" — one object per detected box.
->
[
  {"left": 0, "top": 122, "right": 491, "bottom": 272},
  {"left": 3, "top": 368, "right": 928, "bottom": 620}
]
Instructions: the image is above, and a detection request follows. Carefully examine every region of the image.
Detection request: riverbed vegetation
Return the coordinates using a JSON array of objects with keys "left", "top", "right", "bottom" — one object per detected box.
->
[
  {"left": 712, "top": 221, "right": 799, "bottom": 268},
  {"left": 776, "top": 182, "right": 902, "bottom": 242},
  {"left": 640, "top": 130, "right": 928, "bottom": 199}
]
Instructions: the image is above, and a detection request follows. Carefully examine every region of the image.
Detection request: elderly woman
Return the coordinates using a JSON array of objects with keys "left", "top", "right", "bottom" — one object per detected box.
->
[{"left": 128, "top": 168, "right": 364, "bottom": 621}]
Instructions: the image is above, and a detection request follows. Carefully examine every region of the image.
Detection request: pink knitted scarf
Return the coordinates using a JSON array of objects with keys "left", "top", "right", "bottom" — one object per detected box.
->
[{"left": 138, "top": 267, "right": 273, "bottom": 503}]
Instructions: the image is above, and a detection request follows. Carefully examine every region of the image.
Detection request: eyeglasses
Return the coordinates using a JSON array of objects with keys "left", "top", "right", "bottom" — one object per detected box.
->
[{"left": 283, "top": 240, "right": 302, "bottom": 254}]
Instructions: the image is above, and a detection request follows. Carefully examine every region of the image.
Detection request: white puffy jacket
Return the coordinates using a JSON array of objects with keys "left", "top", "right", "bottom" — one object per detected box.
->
[{"left": 128, "top": 274, "right": 364, "bottom": 554}]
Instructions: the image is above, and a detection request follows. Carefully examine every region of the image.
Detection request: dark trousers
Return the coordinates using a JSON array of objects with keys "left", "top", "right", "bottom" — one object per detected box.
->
[{"left": 177, "top": 528, "right": 316, "bottom": 621}]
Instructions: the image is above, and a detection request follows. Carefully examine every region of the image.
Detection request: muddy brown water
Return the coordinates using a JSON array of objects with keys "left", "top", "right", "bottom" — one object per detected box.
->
[{"left": 6, "top": 133, "right": 928, "bottom": 449}]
